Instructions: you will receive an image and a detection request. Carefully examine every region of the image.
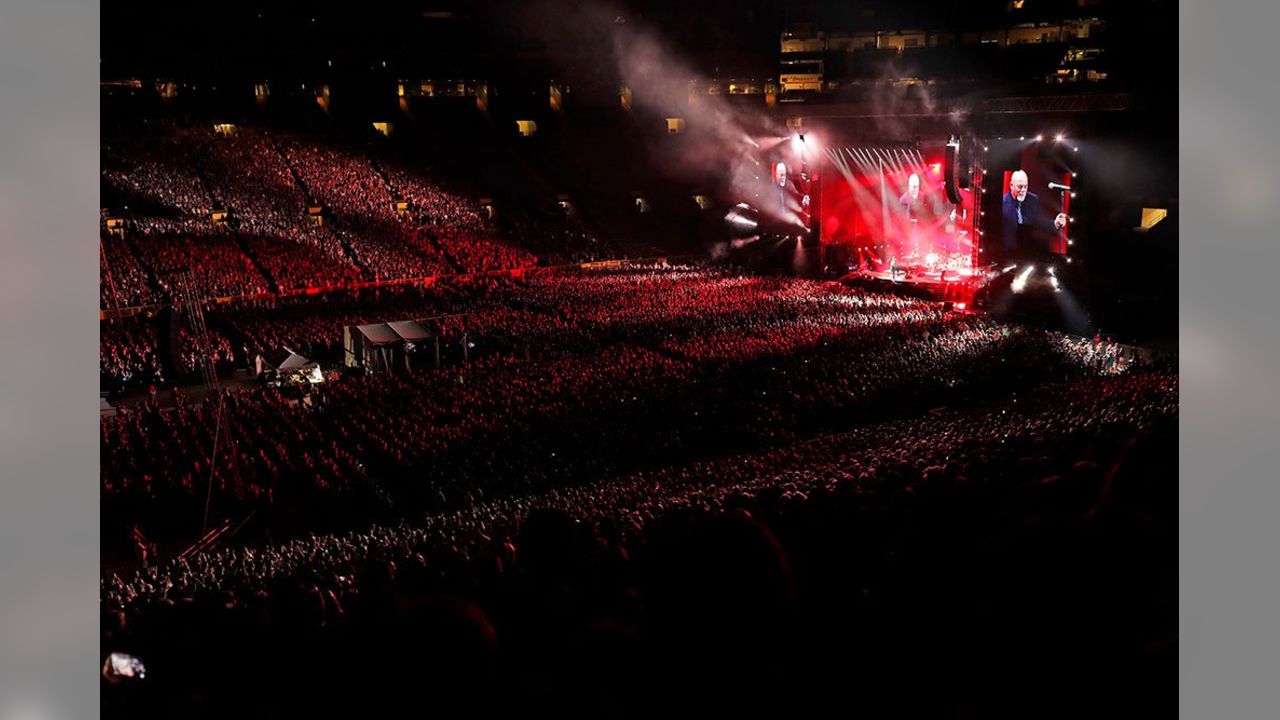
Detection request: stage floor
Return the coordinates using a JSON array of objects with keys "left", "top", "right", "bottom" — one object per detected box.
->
[
  {"left": 861, "top": 268, "right": 970, "bottom": 285},
  {"left": 839, "top": 264, "right": 996, "bottom": 307}
]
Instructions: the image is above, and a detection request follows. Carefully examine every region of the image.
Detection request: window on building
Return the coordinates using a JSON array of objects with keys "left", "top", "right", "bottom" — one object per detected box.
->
[{"left": 1139, "top": 208, "right": 1168, "bottom": 231}]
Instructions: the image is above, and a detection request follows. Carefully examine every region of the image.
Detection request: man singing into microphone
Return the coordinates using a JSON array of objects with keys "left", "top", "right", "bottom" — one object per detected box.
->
[{"left": 1001, "top": 170, "right": 1067, "bottom": 259}]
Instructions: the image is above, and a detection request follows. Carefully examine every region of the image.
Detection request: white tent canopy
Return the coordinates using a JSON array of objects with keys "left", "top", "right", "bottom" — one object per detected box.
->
[
  {"left": 345, "top": 320, "right": 439, "bottom": 371},
  {"left": 385, "top": 320, "right": 432, "bottom": 342},
  {"left": 355, "top": 323, "right": 402, "bottom": 345}
]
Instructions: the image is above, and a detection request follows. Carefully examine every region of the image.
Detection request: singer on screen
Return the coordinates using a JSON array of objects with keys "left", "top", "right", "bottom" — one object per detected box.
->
[
  {"left": 1001, "top": 170, "right": 1068, "bottom": 258},
  {"left": 897, "top": 172, "right": 958, "bottom": 257}
]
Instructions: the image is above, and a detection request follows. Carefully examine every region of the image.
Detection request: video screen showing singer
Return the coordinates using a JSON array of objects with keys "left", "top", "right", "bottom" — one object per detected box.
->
[
  {"left": 896, "top": 172, "right": 958, "bottom": 259},
  {"left": 1000, "top": 170, "right": 1067, "bottom": 261}
]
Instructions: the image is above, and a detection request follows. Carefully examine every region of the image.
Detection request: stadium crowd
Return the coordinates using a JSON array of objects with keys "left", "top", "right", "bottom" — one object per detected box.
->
[
  {"left": 101, "top": 131, "right": 625, "bottom": 309},
  {"left": 103, "top": 354, "right": 1176, "bottom": 718},
  {"left": 276, "top": 137, "right": 454, "bottom": 280},
  {"left": 100, "top": 318, "right": 166, "bottom": 393},
  {"left": 196, "top": 129, "right": 367, "bottom": 292},
  {"left": 380, "top": 161, "right": 538, "bottom": 271},
  {"left": 101, "top": 266, "right": 1161, "bottom": 547},
  {"left": 98, "top": 131, "right": 1175, "bottom": 719}
]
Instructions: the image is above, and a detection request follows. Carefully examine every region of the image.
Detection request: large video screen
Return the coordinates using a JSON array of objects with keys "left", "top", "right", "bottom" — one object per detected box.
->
[
  {"left": 819, "top": 145, "right": 975, "bottom": 271},
  {"left": 981, "top": 138, "right": 1074, "bottom": 260}
]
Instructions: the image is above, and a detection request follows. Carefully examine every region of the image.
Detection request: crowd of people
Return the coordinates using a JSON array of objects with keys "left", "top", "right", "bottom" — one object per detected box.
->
[
  {"left": 100, "top": 130, "right": 626, "bottom": 310},
  {"left": 136, "top": 224, "right": 272, "bottom": 300},
  {"left": 195, "top": 129, "right": 367, "bottom": 292},
  {"left": 98, "top": 266, "right": 951, "bottom": 392},
  {"left": 102, "top": 344, "right": 1176, "bottom": 716},
  {"left": 1058, "top": 331, "right": 1137, "bottom": 374},
  {"left": 100, "top": 318, "right": 166, "bottom": 394},
  {"left": 380, "top": 161, "right": 538, "bottom": 272},
  {"left": 102, "top": 383, "right": 392, "bottom": 544},
  {"left": 499, "top": 206, "right": 626, "bottom": 265},
  {"left": 102, "top": 139, "right": 270, "bottom": 300},
  {"left": 174, "top": 325, "right": 236, "bottom": 378},
  {"left": 100, "top": 312, "right": 241, "bottom": 396},
  {"left": 101, "top": 138, "right": 211, "bottom": 218},
  {"left": 100, "top": 231, "right": 161, "bottom": 309},
  {"left": 101, "top": 265, "right": 1162, "bottom": 546},
  {"left": 98, "top": 131, "right": 1175, "bottom": 717},
  {"left": 276, "top": 137, "right": 455, "bottom": 281}
]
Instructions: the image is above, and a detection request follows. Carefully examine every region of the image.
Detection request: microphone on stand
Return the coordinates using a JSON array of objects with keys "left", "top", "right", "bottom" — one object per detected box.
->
[{"left": 1047, "top": 183, "right": 1072, "bottom": 236}]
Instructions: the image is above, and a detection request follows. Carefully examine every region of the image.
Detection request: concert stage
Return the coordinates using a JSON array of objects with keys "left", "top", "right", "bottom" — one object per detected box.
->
[{"left": 839, "top": 261, "right": 995, "bottom": 308}]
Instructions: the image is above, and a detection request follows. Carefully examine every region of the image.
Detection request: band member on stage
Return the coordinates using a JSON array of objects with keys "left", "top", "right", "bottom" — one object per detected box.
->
[{"left": 1001, "top": 170, "right": 1067, "bottom": 258}]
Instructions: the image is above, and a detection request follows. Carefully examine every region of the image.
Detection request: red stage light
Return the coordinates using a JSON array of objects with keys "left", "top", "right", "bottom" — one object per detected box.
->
[{"left": 930, "top": 163, "right": 942, "bottom": 176}]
